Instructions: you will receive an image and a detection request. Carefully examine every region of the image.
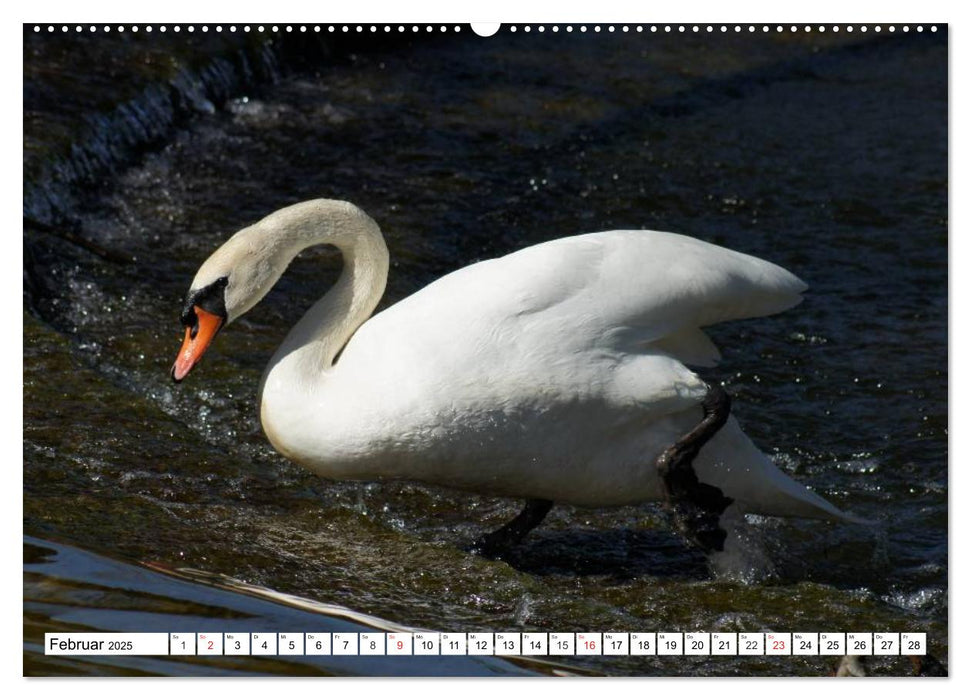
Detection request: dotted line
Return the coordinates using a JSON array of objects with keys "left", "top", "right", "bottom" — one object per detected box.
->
[
  {"left": 31, "top": 24, "right": 940, "bottom": 35},
  {"left": 30, "top": 25, "right": 464, "bottom": 34},
  {"left": 505, "top": 24, "right": 939, "bottom": 34}
]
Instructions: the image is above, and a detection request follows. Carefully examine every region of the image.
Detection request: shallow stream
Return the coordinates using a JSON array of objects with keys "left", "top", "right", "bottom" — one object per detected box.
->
[{"left": 23, "top": 26, "right": 947, "bottom": 676}]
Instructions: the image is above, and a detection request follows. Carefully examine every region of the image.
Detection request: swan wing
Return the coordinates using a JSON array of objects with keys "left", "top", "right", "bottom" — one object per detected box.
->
[
  {"left": 467, "top": 229, "right": 806, "bottom": 357},
  {"left": 356, "top": 229, "right": 805, "bottom": 366},
  {"left": 339, "top": 229, "right": 806, "bottom": 419}
]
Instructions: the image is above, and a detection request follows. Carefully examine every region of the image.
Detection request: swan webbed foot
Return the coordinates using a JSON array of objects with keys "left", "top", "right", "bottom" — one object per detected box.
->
[
  {"left": 656, "top": 382, "right": 735, "bottom": 553},
  {"left": 470, "top": 498, "right": 554, "bottom": 558}
]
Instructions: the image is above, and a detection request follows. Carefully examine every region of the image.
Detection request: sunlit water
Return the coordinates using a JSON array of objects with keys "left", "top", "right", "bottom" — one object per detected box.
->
[{"left": 24, "top": 28, "right": 947, "bottom": 676}]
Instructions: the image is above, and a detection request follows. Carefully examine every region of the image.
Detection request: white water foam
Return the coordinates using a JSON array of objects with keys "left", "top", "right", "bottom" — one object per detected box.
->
[{"left": 709, "top": 504, "right": 777, "bottom": 583}]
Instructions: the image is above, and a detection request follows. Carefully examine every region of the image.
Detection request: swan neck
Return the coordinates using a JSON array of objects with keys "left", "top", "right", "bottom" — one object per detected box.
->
[
  {"left": 264, "top": 203, "right": 389, "bottom": 389},
  {"left": 315, "top": 236, "right": 388, "bottom": 368}
]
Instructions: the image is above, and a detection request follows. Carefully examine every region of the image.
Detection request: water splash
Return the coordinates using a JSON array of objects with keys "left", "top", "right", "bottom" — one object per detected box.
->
[{"left": 709, "top": 505, "right": 777, "bottom": 583}]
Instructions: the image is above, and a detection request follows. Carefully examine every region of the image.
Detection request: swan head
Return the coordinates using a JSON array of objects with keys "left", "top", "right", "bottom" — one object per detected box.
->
[
  {"left": 171, "top": 274, "right": 229, "bottom": 383},
  {"left": 171, "top": 199, "right": 388, "bottom": 382},
  {"left": 172, "top": 221, "right": 295, "bottom": 382}
]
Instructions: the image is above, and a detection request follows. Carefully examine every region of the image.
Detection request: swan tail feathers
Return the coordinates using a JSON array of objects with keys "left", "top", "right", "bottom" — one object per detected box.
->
[{"left": 698, "top": 417, "right": 871, "bottom": 524}]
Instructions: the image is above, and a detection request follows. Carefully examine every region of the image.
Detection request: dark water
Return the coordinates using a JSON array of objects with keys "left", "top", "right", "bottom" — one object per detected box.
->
[{"left": 23, "top": 27, "right": 947, "bottom": 676}]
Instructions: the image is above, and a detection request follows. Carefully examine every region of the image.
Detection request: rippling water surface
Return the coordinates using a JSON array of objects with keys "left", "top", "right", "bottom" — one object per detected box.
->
[{"left": 23, "top": 27, "right": 947, "bottom": 676}]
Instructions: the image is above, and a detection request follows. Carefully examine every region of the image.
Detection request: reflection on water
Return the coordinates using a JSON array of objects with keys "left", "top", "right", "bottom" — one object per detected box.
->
[
  {"left": 24, "top": 536, "right": 573, "bottom": 676},
  {"left": 24, "top": 27, "right": 947, "bottom": 676}
]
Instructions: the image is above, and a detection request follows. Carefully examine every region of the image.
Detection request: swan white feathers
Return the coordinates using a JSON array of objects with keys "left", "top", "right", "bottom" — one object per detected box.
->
[{"left": 173, "top": 199, "right": 858, "bottom": 523}]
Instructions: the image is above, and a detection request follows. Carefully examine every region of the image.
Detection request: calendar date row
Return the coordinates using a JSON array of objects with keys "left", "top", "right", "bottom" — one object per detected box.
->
[{"left": 46, "top": 632, "right": 927, "bottom": 657}]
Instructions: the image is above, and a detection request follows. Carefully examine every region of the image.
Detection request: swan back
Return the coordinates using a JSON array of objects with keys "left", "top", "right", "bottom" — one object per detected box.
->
[{"left": 346, "top": 229, "right": 806, "bottom": 372}]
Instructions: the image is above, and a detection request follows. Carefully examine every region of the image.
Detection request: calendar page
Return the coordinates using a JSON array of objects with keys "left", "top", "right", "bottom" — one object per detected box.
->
[{"left": 22, "top": 5, "right": 949, "bottom": 681}]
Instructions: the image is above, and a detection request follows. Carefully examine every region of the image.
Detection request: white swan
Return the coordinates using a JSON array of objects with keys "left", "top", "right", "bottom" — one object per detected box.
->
[{"left": 173, "top": 199, "right": 858, "bottom": 548}]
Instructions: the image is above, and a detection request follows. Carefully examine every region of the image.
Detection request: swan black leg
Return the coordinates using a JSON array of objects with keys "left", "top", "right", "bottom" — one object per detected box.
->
[
  {"left": 656, "top": 383, "right": 735, "bottom": 553},
  {"left": 471, "top": 498, "right": 554, "bottom": 557}
]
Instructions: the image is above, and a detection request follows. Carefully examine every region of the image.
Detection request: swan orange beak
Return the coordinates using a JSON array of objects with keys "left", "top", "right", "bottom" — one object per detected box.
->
[{"left": 172, "top": 305, "right": 224, "bottom": 382}]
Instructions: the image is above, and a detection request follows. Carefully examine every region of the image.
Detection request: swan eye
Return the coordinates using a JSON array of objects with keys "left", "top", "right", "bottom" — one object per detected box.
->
[{"left": 179, "top": 276, "right": 229, "bottom": 328}]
